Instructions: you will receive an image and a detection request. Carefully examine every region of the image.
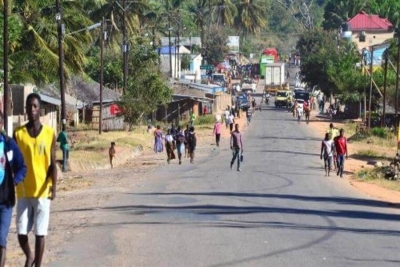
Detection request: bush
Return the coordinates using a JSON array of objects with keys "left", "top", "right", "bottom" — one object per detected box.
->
[
  {"left": 196, "top": 114, "right": 216, "bottom": 125},
  {"left": 371, "top": 127, "right": 389, "bottom": 139}
]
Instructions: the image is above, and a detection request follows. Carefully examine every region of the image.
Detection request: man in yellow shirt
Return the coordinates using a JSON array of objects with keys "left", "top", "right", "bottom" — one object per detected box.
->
[{"left": 13, "top": 93, "right": 57, "bottom": 267}]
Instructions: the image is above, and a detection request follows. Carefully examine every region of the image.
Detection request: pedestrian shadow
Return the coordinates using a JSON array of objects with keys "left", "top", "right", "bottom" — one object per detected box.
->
[
  {"left": 258, "top": 136, "right": 321, "bottom": 141},
  {"left": 258, "top": 149, "right": 320, "bottom": 157}
]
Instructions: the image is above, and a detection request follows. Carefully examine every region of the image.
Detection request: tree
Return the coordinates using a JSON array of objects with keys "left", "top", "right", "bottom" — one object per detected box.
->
[
  {"left": 276, "top": 0, "right": 321, "bottom": 30},
  {"left": 211, "top": 0, "right": 237, "bottom": 26},
  {"left": 117, "top": 43, "right": 172, "bottom": 130},
  {"left": 8, "top": 0, "right": 93, "bottom": 85},
  {"left": 203, "top": 24, "right": 229, "bottom": 63},
  {"left": 322, "top": 0, "right": 367, "bottom": 30},
  {"left": 233, "top": 0, "right": 269, "bottom": 36}
]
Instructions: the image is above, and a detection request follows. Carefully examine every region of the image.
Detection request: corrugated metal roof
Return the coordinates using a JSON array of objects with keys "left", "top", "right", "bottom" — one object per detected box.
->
[
  {"left": 348, "top": 11, "right": 393, "bottom": 31},
  {"left": 39, "top": 94, "right": 61, "bottom": 106}
]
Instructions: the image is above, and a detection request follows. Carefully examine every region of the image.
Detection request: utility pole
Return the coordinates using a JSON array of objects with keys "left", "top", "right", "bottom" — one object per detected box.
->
[
  {"left": 382, "top": 50, "right": 388, "bottom": 127},
  {"left": 99, "top": 17, "right": 106, "bottom": 135},
  {"left": 122, "top": 0, "right": 128, "bottom": 94},
  {"left": 395, "top": 28, "right": 400, "bottom": 148},
  {"left": 168, "top": 21, "right": 172, "bottom": 78},
  {"left": 56, "top": 0, "right": 66, "bottom": 131},
  {"left": 3, "top": 0, "right": 9, "bottom": 132},
  {"left": 368, "top": 47, "right": 373, "bottom": 130}
]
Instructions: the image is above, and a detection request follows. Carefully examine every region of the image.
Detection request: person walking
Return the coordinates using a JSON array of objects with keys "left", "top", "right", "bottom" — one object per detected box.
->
[
  {"left": 320, "top": 133, "right": 335, "bottom": 176},
  {"left": 154, "top": 125, "right": 164, "bottom": 153},
  {"left": 227, "top": 113, "right": 235, "bottom": 132},
  {"left": 13, "top": 93, "right": 57, "bottom": 267},
  {"left": 56, "top": 128, "right": 69, "bottom": 172},
  {"left": 230, "top": 124, "right": 243, "bottom": 171},
  {"left": 0, "top": 112, "right": 26, "bottom": 267},
  {"left": 165, "top": 129, "right": 176, "bottom": 164},
  {"left": 224, "top": 108, "right": 230, "bottom": 129},
  {"left": 327, "top": 123, "right": 339, "bottom": 171},
  {"left": 175, "top": 126, "right": 185, "bottom": 164},
  {"left": 109, "top": 142, "right": 116, "bottom": 169},
  {"left": 187, "top": 126, "right": 197, "bottom": 163},
  {"left": 190, "top": 111, "right": 196, "bottom": 126},
  {"left": 246, "top": 108, "right": 253, "bottom": 125},
  {"left": 213, "top": 120, "right": 222, "bottom": 147},
  {"left": 184, "top": 125, "right": 190, "bottom": 158},
  {"left": 334, "top": 129, "right": 348, "bottom": 178}
]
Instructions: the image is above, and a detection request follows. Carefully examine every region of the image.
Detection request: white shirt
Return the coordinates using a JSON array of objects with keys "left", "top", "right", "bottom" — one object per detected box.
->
[
  {"left": 165, "top": 134, "right": 173, "bottom": 142},
  {"left": 322, "top": 140, "right": 334, "bottom": 157},
  {"left": 227, "top": 115, "right": 234, "bottom": 124},
  {"left": 225, "top": 110, "right": 230, "bottom": 119}
]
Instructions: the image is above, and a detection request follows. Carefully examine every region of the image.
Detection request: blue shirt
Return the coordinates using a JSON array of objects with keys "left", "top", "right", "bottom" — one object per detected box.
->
[{"left": 0, "top": 137, "right": 4, "bottom": 185}]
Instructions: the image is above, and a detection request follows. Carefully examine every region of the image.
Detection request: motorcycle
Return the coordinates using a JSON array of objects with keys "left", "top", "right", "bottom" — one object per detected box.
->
[{"left": 265, "top": 94, "right": 271, "bottom": 105}]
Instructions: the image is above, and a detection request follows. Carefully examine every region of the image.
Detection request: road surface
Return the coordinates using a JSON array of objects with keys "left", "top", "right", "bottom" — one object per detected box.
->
[{"left": 51, "top": 105, "right": 400, "bottom": 267}]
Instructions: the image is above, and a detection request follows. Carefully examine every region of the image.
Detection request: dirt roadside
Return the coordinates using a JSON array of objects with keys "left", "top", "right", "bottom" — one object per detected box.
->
[
  {"left": 4, "top": 114, "right": 249, "bottom": 267},
  {"left": 307, "top": 112, "right": 400, "bottom": 204}
]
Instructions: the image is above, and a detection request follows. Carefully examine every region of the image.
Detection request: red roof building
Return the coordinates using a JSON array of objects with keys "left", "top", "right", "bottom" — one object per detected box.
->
[
  {"left": 347, "top": 11, "right": 394, "bottom": 51},
  {"left": 348, "top": 11, "right": 393, "bottom": 32}
]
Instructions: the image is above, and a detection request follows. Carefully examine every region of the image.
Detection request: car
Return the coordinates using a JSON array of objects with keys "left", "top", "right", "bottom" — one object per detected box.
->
[
  {"left": 236, "top": 94, "right": 250, "bottom": 110},
  {"left": 241, "top": 78, "right": 257, "bottom": 93},
  {"left": 274, "top": 90, "right": 291, "bottom": 108},
  {"left": 232, "top": 82, "right": 241, "bottom": 92}
]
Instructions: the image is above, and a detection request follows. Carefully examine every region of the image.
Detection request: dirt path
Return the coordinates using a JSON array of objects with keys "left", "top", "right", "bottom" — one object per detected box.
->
[{"left": 307, "top": 112, "right": 400, "bottom": 204}]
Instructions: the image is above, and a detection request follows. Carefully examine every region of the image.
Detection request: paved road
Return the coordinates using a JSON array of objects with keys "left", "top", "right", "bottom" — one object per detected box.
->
[{"left": 52, "top": 106, "right": 400, "bottom": 267}]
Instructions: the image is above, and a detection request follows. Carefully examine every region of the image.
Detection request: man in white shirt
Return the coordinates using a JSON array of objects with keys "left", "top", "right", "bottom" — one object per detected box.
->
[
  {"left": 320, "top": 133, "right": 335, "bottom": 176},
  {"left": 224, "top": 108, "right": 230, "bottom": 129}
]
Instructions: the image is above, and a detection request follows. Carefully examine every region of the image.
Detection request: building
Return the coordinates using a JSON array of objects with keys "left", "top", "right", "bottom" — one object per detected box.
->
[
  {"left": 346, "top": 11, "right": 394, "bottom": 51},
  {"left": 159, "top": 45, "right": 191, "bottom": 79}
]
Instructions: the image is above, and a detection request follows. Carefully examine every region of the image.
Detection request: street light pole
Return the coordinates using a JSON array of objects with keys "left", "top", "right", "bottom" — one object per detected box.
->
[
  {"left": 3, "top": 0, "right": 9, "bottom": 132},
  {"left": 168, "top": 23, "right": 172, "bottom": 78},
  {"left": 395, "top": 28, "right": 400, "bottom": 149},
  {"left": 122, "top": 0, "right": 128, "bottom": 94},
  {"left": 382, "top": 50, "right": 388, "bottom": 127},
  {"left": 99, "top": 17, "right": 106, "bottom": 135},
  {"left": 56, "top": 0, "right": 66, "bottom": 131},
  {"left": 368, "top": 47, "right": 373, "bottom": 129}
]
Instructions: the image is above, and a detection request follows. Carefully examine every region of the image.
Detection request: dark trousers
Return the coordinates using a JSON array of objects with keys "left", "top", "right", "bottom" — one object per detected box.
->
[
  {"left": 231, "top": 148, "right": 241, "bottom": 169},
  {"left": 62, "top": 147, "right": 69, "bottom": 172},
  {"left": 337, "top": 154, "right": 345, "bottom": 176},
  {"left": 215, "top": 134, "right": 221, "bottom": 146}
]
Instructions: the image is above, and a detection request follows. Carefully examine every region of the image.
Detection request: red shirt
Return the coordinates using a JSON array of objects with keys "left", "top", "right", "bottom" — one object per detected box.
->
[{"left": 334, "top": 136, "right": 347, "bottom": 155}]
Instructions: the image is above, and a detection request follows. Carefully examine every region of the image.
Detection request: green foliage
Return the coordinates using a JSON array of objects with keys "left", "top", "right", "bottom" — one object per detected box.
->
[
  {"left": 195, "top": 114, "right": 216, "bottom": 125},
  {"left": 117, "top": 43, "right": 172, "bottom": 130},
  {"left": 203, "top": 25, "right": 229, "bottom": 63},
  {"left": 371, "top": 127, "right": 390, "bottom": 139}
]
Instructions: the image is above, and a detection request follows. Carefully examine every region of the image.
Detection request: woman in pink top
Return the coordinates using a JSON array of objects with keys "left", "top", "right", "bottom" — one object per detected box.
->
[{"left": 213, "top": 120, "right": 222, "bottom": 147}]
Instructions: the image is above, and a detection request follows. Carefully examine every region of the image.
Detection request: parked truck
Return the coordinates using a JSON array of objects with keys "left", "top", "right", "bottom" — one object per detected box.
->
[{"left": 264, "top": 63, "right": 288, "bottom": 95}]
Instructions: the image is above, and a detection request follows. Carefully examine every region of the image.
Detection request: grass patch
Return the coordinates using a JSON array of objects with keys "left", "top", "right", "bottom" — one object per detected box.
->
[
  {"left": 354, "top": 149, "right": 389, "bottom": 159},
  {"left": 356, "top": 168, "right": 400, "bottom": 191},
  {"left": 345, "top": 123, "right": 396, "bottom": 147},
  {"left": 196, "top": 115, "right": 216, "bottom": 125}
]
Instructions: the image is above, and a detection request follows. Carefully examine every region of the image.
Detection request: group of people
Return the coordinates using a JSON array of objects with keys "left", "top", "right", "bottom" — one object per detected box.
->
[
  {"left": 320, "top": 123, "right": 348, "bottom": 177},
  {"left": 0, "top": 93, "right": 57, "bottom": 267},
  {"left": 154, "top": 124, "right": 197, "bottom": 164},
  {"left": 292, "top": 99, "right": 311, "bottom": 123}
]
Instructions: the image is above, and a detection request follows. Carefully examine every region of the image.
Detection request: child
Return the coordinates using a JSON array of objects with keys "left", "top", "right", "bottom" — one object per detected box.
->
[{"left": 109, "top": 142, "right": 116, "bottom": 169}]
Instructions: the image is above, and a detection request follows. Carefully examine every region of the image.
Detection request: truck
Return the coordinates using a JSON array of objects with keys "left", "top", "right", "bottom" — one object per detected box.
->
[
  {"left": 260, "top": 48, "right": 279, "bottom": 78},
  {"left": 211, "top": 73, "right": 227, "bottom": 87},
  {"left": 264, "top": 63, "right": 288, "bottom": 95}
]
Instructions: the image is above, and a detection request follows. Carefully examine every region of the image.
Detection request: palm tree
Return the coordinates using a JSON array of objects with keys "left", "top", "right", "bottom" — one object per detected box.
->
[
  {"left": 211, "top": 0, "right": 237, "bottom": 26},
  {"left": 8, "top": 0, "right": 93, "bottom": 85},
  {"left": 322, "top": 0, "right": 368, "bottom": 30},
  {"left": 188, "top": 0, "right": 210, "bottom": 49},
  {"left": 234, "top": 0, "right": 268, "bottom": 36}
]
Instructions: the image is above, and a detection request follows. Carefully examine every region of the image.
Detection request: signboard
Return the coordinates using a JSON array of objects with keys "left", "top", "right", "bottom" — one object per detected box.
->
[
  {"left": 227, "top": 36, "right": 240, "bottom": 53},
  {"left": 200, "top": 65, "right": 213, "bottom": 70},
  {"left": 212, "top": 87, "right": 225, "bottom": 94}
]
